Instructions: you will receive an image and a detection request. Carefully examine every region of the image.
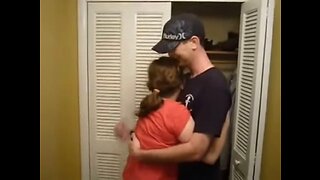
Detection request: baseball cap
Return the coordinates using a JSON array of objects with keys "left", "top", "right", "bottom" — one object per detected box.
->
[{"left": 152, "top": 13, "right": 205, "bottom": 54}]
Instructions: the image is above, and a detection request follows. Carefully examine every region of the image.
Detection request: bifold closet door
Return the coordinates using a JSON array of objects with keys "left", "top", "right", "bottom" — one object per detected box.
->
[
  {"left": 88, "top": 2, "right": 171, "bottom": 179},
  {"left": 230, "top": 0, "right": 274, "bottom": 179}
]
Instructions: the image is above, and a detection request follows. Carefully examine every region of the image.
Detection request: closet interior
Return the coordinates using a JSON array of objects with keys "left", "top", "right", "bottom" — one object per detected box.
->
[{"left": 172, "top": 2, "right": 241, "bottom": 81}]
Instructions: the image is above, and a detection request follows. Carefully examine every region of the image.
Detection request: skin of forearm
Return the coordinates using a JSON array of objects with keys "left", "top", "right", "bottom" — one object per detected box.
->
[
  {"left": 202, "top": 116, "right": 230, "bottom": 165},
  {"left": 137, "top": 143, "right": 196, "bottom": 163},
  {"left": 136, "top": 134, "right": 210, "bottom": 163},
  {"left": 202, "top": 141, "right": 222, "bottom": 165}
]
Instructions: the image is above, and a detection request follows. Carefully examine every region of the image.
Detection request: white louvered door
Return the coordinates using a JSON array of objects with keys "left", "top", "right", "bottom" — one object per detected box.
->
[
  {"left": 88, "top": 2, "right": 170, "bottom": 180},
  {"left": 134, "top": 13, "right": 170, "bottom": 117},
  {"left": 230, "top": 0, "right": 274, "bottom": 179}
]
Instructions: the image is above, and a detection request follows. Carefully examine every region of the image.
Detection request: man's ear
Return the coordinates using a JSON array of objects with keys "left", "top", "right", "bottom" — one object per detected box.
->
[{"left": 190, "top": 36, "right": 201, "bottom": 50}]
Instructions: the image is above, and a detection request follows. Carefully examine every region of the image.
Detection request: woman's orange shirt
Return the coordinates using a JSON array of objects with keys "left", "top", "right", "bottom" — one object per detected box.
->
[{"left": 123, "top": 99, "right": 191, "bottom": 180}]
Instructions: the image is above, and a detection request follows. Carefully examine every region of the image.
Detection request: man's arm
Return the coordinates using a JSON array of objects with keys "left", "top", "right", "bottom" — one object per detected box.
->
[
  {"left": 202, "top": 112, "right": 230, "bottom": 164},
  {"left": 130, "top": 132, "right": 211, "bottom": 163}
]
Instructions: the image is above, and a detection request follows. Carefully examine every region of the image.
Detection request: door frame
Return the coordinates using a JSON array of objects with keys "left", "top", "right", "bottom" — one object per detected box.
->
[{"left": 77, "top": 0, "right": 271, "bottom": 180}]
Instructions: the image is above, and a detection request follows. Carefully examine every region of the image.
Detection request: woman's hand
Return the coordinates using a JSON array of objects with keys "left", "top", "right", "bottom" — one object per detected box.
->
[
  {"left": 114, "top": 121, "right": 130, "bottom": 141},
  {"left": 128, "top": 132, "right": 141, "bottom": 157}
]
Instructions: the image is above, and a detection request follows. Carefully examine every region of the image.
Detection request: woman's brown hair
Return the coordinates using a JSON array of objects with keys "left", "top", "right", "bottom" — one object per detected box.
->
[{"left": 136, "top": 56, "right": 184, "bottom": 118}]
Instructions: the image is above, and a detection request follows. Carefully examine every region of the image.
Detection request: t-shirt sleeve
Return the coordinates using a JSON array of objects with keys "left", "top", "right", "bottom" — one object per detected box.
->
[
  {"left": 194, "top": 83, "right": 231, "bottom": 138},
  {"left": 168, "top": 103, "right": 191, "bottom": 138}
]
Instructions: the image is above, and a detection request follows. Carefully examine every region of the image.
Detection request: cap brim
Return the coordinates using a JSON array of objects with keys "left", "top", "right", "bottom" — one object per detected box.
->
[{"left": 152, "top": 39, "right": 180, "bottom": 54}]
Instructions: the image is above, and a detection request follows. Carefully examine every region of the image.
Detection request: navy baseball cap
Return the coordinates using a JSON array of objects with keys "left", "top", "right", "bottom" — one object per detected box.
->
[{"left": 152, "top": 13, "right": 205, "bottom": 54}]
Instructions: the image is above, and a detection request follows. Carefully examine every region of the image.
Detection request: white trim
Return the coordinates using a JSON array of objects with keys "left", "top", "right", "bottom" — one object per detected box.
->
[
  {"left": 83, "top": 0, "right": 171, "bottom": 1},
  {"left": 81, "top": 0, "right": 245, "bottom": 2},
  {"left": 78, "top": 0, "right": 90, "bottom": 180},
  {"left": 253, "top": 0, "right": 275, "bottom": 179},
  {"left": 171, "top": 0, "right": 245, "bottom": 2}
]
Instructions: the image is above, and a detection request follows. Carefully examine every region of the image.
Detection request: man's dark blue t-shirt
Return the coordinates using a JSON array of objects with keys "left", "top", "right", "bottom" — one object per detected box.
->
[{"left": 177, "top": 67, "right": 232, "bottom": 180}]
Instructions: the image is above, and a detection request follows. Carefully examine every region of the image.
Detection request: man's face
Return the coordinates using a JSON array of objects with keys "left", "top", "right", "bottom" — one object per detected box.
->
[{"left": 168, "top": 40, "right": 191, "bottom": 66}]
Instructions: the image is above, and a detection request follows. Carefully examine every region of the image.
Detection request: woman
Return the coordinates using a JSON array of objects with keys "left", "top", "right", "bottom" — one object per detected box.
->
[{"left": 115, "top": 56, "right": 225, "bottom": 180}]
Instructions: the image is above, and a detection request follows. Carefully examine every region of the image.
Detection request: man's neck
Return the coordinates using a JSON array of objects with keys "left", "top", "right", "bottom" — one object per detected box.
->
[{"left": 189, "top": 51, "right": 214, "bottom": 78}]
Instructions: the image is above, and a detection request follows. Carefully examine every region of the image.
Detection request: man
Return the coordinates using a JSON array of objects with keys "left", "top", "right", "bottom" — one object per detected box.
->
[{"left": 129, "top": 13, "right": 232, "bottom": 180}]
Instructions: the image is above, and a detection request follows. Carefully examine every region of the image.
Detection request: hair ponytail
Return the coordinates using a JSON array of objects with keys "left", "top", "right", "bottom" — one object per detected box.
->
[
  {"left": 135, "top": 56, "right": 183, "bottom": 118},
  {"left": 136, "top": 89, "right": 164, "bottom": 118}
]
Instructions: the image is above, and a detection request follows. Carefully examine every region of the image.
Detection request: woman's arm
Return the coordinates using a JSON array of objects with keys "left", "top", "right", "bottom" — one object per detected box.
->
[
  {"left": 114, "top": 121, "right": 131, "bottom": 142},
  {"left": 178, "top": 116, "right": 195, "bottom": 143}
]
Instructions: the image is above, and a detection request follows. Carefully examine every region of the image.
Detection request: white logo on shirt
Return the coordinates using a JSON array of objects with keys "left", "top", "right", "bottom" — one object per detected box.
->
[{"left": 185, "top": 94, "right": 194, "bottom": 112}]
